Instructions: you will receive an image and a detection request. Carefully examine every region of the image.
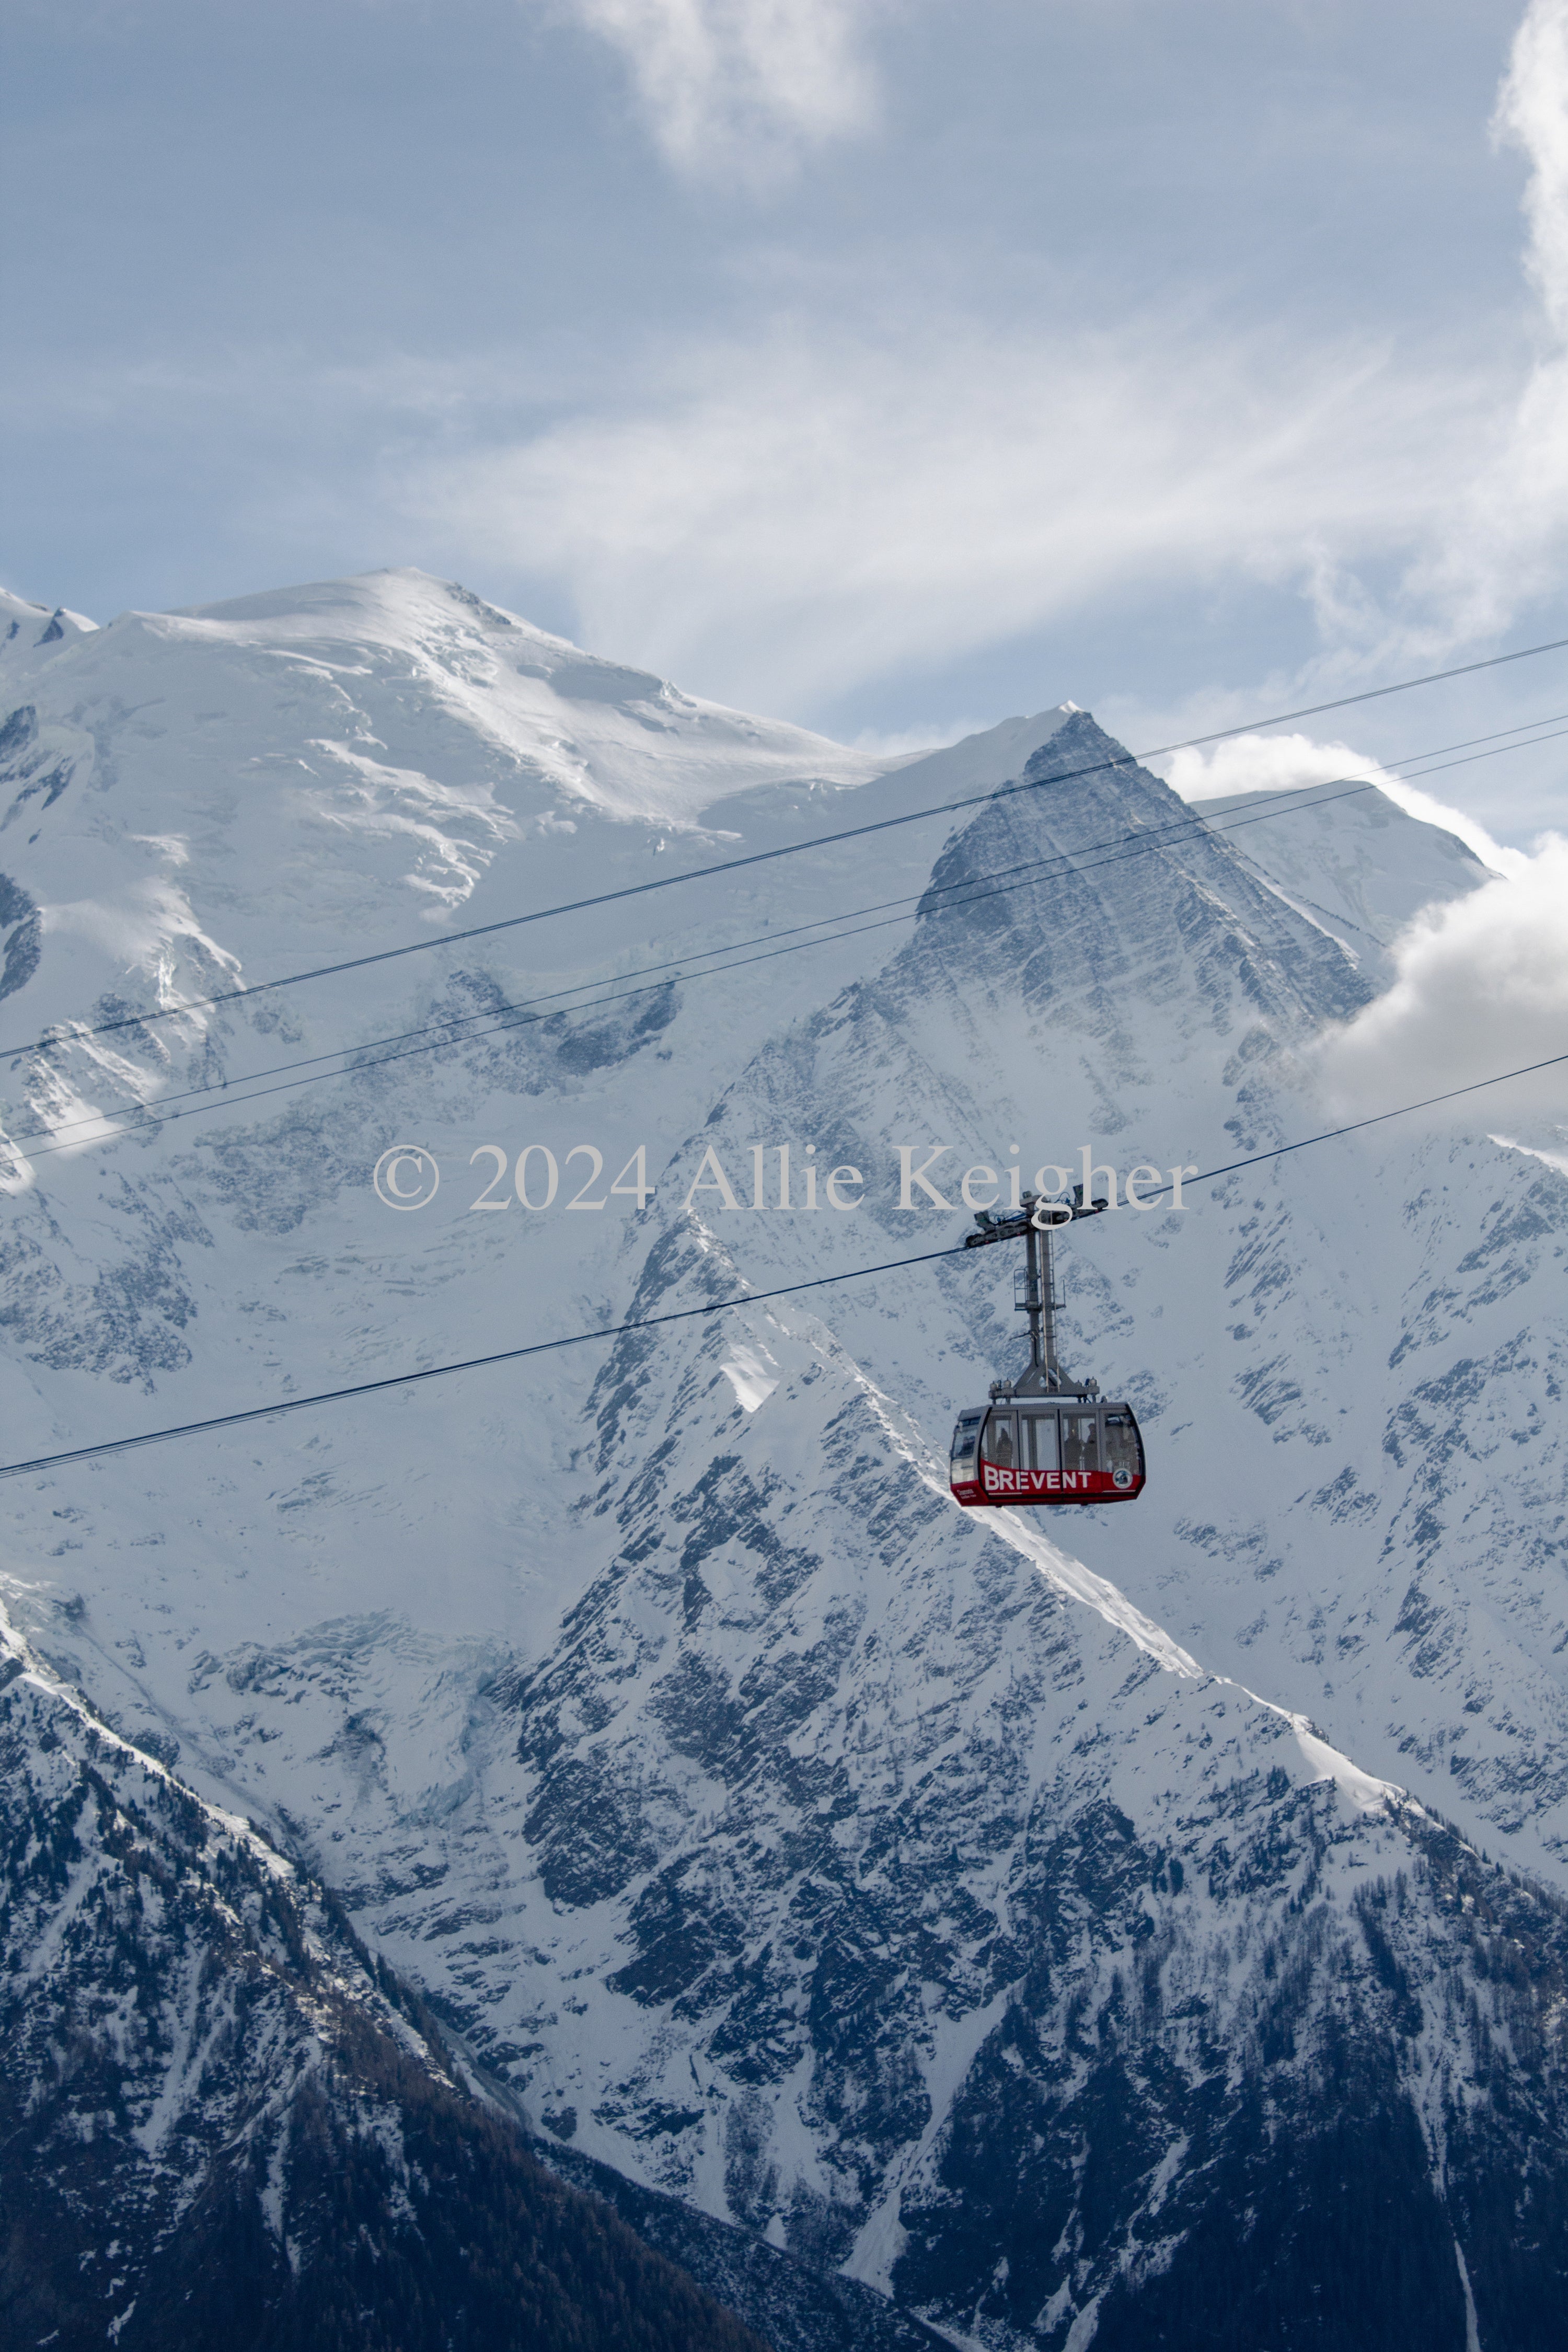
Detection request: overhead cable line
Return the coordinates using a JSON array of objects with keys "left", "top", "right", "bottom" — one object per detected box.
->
[
  {"left": 0, "top": 767, "right": 1455, "bottom": 1152},
  {"left": 0, "top": 1248, "right": 963, "bottom": 1483},
  {"left": 5, "top": 724, "right": 1555, "bottom": 1158},
  {"left": 6, "top": 631, "right": 1567, "bottom": 1065},
  {"left": 11, "top": 717, "right": 1566, "bottom": 1163},
  {"left": 4, "top": 1041, "right": 1565, "bottom": 1484},
  {"left": 1127, "top": 1044, "right": 1568, "bottom": 1207}
]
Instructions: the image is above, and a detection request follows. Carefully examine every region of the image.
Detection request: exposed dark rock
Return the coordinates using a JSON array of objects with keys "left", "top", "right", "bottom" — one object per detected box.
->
[{"left": 0, "top": 1639, "right": 769, "bottom": 2352}]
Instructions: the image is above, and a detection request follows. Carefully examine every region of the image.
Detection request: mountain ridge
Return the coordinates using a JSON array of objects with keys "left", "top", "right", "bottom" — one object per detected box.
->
[
  {"left": 2, "top": 571, "right": 1565, "bottom": 2346},
  {"left": 0, "top": 1606, "right": 774, "bottom": 2352}
]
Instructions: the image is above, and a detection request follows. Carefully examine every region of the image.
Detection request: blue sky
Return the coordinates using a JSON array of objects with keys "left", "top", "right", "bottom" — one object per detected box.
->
[{"left": 6, "top": 1, "right": 1568, "bottom": 834}]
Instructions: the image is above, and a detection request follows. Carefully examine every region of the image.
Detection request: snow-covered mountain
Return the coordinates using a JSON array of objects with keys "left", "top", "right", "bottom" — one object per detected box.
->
[
  {"left": 0, "top": 1611, "right": 773, "bottom": 2352},
  {"left": 1186, "top": 780, "right": 1496, "bottom": 983},
  {"left": 3, "top": 570, "right": 1566, "bottom": 2347}
]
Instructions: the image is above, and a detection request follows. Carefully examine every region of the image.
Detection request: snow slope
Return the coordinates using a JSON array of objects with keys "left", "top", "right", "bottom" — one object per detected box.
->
[{"left": 1187, "top": 781, "right": 1496, "bottom": 983}]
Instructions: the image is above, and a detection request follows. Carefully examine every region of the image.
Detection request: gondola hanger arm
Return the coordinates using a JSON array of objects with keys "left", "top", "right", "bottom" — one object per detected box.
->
[{"left": 964, "top": 1186, "right": 1109, "bottom": 1246}]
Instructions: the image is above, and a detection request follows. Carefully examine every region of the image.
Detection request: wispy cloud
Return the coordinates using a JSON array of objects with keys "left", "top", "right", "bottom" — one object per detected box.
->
[
  {"left": 545, "top": 0, "right": 882, "bottom": 176},
  {"left": 403, "top": 2, "right": 1568, "bottom": 717},
  {"left": 849, "top": 718, "right": 996, "bottom": 758},
  {"left": 1391, "top": 0, "right": 1568, "bottom": 647},
  {"left": 408, "top": 309, "right": 1503, "bottom": 711}
]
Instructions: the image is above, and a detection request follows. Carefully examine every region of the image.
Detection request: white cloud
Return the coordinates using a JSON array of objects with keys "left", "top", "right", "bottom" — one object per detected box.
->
[
  {"left": 1500, "top": 0, "right": 1568, "bottom": 336},
  {"left": 1317, "top": 833, "right": 1568, "bottom": 1126},
  {"left": 1165, "top": 732, "right": 1525, "bottom": 877},
  {"left": 410, "top": 312, "right": 1500, "bottom": 711},
  {"left": 1165, "top": 733, "right": 1390, "bottom": 805},
  {"left": 402, "top": 1, "right": 1568, "bottom": 717},
  {"left": 548, "top": 0, "right": 881, "bottom": 175},
  {"left": 1398, "top": 0, "right": 1568, "bottom": 644}
]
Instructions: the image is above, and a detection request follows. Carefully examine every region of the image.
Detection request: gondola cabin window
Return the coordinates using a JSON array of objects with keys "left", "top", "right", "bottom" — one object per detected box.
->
[
  {"left": 1021, "top": 1411, "right": 1059, "bottom": 1471},
  {"left": 1061, "top": 1413, "right": 1099, "bottom": 1476},
  {"left": 981, "top": 1412, "right": 1016, "bottom": 1469},
  {"left": 1103, "top": 1413, "right": 1140, "bottom": 1480}
]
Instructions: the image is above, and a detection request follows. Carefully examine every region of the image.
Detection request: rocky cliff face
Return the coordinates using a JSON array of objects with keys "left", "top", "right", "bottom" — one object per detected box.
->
[
  {"left": 0, "top": 1614, "right": 773, "bottom": 2352},
  {"left": 2, "top": 577, "right": 1566, "bottom": 2347}
]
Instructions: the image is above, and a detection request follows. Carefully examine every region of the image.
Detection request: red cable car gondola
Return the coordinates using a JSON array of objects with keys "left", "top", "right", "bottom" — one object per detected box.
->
[{"left": 949, "top": 1190, "right": 1145, "bottom": 1508}]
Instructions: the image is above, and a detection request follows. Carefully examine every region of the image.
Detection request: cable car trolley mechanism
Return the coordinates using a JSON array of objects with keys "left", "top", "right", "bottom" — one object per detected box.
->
[{"left": 949, "top": 1188, "right": 1145, "bottom": 1509}]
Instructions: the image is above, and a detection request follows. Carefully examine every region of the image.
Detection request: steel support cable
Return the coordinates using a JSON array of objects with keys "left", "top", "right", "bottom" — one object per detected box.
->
[
  {"left": 3, "top": 724, "right": 1561, "bottom": 1157},
  {"left": 8, "top": 764, "right": 1400, "bottom": 1150},
  {"left": 5, "top": 632, "right": 1567, "bottom": 1064},
  {"left": 12, "top": 719, "right": 1568, "bottom": 1163},
  {"left": 0, "top": 769, "right": 1431, "bottom": 1154},
  {"left": 1113, "top": 1045, "right": 1568, "bottom": 1208},
  {"left": 3, "top": 1042, "right": 1566, "bottom": 1483}
]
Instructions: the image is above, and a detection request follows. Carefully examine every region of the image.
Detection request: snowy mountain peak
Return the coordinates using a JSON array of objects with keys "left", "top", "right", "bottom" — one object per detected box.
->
[
  {"left": 0, "top": 584, "right": 97, "bottom": 659},
  {"left": 0, "top": 567, "right": 899, "bottom": 1081},
  {"left": 145, "top": 565, "right": 890, "bottom": 823},
  {"left": 4, "top": 568, "right": 1566, "bottom": 2349}
]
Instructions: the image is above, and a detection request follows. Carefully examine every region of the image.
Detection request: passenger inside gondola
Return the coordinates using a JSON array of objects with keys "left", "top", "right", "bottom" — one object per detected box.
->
[
  {"left": 950, "top": 1399, "right": 1142, "bottom": 1506},
  {"left": 1061, "top": 1413, "right": 1099, "bottom": 1475},
  {"left": 983, "top": 1412, "right": 1016, "bottom": 1469},
  {"left": 1103, "top": 1413, "right": 1139, "bottom": 1479}
]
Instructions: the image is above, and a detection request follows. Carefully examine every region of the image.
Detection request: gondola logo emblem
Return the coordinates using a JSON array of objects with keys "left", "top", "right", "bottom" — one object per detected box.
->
[{"left": 373, "top": 1145, "right": 441, "bottom": 1211}]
